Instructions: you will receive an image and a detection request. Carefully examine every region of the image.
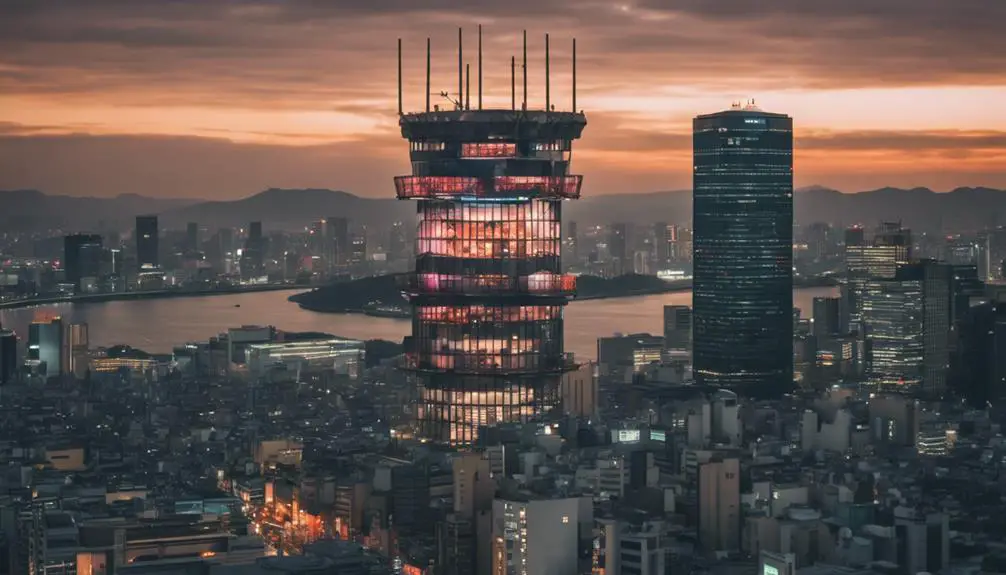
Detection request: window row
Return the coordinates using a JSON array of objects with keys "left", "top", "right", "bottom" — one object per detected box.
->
[{"left": 415, "top": 305, "right": 561, "bottom": 323}]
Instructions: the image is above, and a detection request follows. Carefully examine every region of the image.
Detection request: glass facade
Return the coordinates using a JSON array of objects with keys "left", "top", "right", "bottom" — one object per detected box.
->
[
  {"left": 692, "top": 105, "right": 794, "bottom": 394},
  {"left": 397, "top": 110, "right": 586, "bottom": 446}
]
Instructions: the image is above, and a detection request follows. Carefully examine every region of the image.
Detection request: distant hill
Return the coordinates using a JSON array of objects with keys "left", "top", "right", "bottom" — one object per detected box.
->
[
  {"left": 157, "top": 188, "right": 414, "bottom": 230},
  {"left": 567, "top": 186, "right": 1006, "bottom": 232},
  {"left": 5, "top": 186, "right": 1006, "bottom": 234},
  {"left": 0, "top": 190, "right": 198, "bottom": 232}
]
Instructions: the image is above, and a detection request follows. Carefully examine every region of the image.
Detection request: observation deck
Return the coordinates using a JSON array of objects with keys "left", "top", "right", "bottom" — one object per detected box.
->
[
  {"left": 400, "top": 110, "right": 586, "bottom": 142},
  {"left": 398, "top": 272, "right": 577, "bottom": 298}
]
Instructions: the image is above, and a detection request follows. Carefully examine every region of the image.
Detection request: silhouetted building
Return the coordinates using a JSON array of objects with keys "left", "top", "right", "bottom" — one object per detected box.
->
[
  {"left": 812, "top": 297, "right": 841, "bottom": 340},
  {"left": 663, "top": 305, "right": 692, "bottom": 357},
  {"left": 63, "top": 233, "right": 103, "bottom": 293},
  {"left": 388, "top": 221, "right": 407, "bottom": 263},
  {"left": 0, "top": 328, "right": 16, "bottom": 385},
  {"left": 186, "top": 221, "right": 199, "bottom": 253},
  {"left": 326, "top": 217, "right": 350, "bottom": 272},
  {"left": 953, "top": 301, "right": 1006, "bottom": 406},
  {"left": 692, "top": 102, "right": 793, "bottom": 396},
  {"left": 653, "top": 222, "right": 676, "bottom": 269},
  {"left": 241, "top": 221, "right": 265, "bottom": 279},
  {"left": 609, "top": 223, "right": 628, "bottom": 276},
  {"left": 135, "top": 215, "right": 159, "bottom": 270}
]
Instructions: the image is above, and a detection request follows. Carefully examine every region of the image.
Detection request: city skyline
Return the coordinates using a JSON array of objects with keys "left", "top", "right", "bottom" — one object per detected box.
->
[{"left": 2, "top": 1, "right": 1005, "bottom": 199}]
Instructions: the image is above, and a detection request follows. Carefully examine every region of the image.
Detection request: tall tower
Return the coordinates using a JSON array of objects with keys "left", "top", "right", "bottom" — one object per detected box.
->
[
  {"left": 692, "top": 102, "right": 794, "bottom": 396},
  {"left": 396, "top": 29, "right": 587, "bottom": 446}
]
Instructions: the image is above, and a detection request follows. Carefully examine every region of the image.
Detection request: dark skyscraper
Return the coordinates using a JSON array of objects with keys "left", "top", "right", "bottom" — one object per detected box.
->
[
  {"left": 608, "top": 223, "right": 628, "bottom": 276},
  {"left": 326, "top": 217, "right": 350, "bottom": 272},
  {"left": 242, "top": 221, "right": 265, "bottom": 278},
  {"left": 692, "top": 102, "right": 794, "bottom": 396},
  {"left": 186, "top": 221, "right": 199, "bottom": 253},
  {"left": 135, "top": 215, "right": 159, "bottom": 270},
  {"left": 63, "top": 233, "right": 103, "bottom": 293},
  {"left": 396, "top": 30, "right": 586, "bottom": 446},
  {"left": 0, "top": 328, "right": 17, "bottom": 385}
]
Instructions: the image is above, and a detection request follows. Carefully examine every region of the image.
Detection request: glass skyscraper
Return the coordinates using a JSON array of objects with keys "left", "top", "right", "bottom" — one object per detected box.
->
[{"left": 692, "top": 102, "right": 794, "bottom": 395}]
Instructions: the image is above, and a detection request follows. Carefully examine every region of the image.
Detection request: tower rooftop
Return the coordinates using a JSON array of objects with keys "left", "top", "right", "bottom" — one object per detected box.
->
[{"left": 400, "top": 109, "right": 587, "bottom": 141}]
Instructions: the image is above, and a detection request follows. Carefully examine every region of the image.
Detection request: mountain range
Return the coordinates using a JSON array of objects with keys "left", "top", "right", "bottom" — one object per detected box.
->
[{"left": 2, "top": 186, "right": 1005, "bottom": 233}]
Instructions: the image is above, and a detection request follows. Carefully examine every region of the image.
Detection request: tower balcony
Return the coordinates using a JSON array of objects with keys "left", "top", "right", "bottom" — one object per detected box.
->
[
  {"left": 399, "top": 272, "right": 576, "bottom": 298},
  {"left": 395, "top": 175, "right": 582, "bottom": 200},
  {"left": 403, "top": 350, "right": 577, "bottom": 375}
]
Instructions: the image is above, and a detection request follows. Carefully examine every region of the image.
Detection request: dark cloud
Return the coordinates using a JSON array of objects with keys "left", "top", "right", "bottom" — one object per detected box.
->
[{"left": 0, "top": 0, "right": 1002, "bottom": 110}]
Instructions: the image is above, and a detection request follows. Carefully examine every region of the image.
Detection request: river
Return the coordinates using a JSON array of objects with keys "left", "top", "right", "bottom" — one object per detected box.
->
[{"left": 0, "top": 287, "right": 837, "bottom": 361}]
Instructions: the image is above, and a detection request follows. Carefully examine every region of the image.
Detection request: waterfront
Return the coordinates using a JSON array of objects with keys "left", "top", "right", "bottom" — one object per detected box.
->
[{"left": 0, "top": 287, "right": 838, "bottom": 360}]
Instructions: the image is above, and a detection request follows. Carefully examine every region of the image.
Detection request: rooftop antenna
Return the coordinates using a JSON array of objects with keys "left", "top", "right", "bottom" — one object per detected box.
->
[
  {"left": 545, "top": 33, "right": 550, "bottom": 112},
  {"left": 457, "top": 27, "right": 463, "bottom": 108},
  {"left": 478, "top": 24, "right": 483, "bottom": 110},
  {"left": 572, "top": 38, "right": 577, "bottom": 112},
  {"left": 425, "top": 38, "right": 431, "bottom": 112},
  {"left": 465, "top": 63, "right": 471, "bottom": 110},
  {"left": 522, "top": 30, "right": 527, "bottom": 110},
  {"left": 511, "top": 55, "right": 516, "bottom": 110},
  {"left": 397, "top": 38, "right": 403, "bottom": 116},
  {"left": 439, "top": 91, "right": 461, "bottom": 109}
]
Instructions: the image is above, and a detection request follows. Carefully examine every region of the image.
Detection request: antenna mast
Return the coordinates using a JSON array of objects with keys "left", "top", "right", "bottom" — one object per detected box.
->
[
  {"left": 457, "top": 27, "right": 463, "bottom": 109},
  {"left": 397, "top": 38, "right": 403, "bottom": 115},
  {"left": 425, "top": 38, "right": 431, "bottom": 112},
  {"left": 478, "top": 24, "right": 483, "bottom": 110},
  {"left": 511, "top": 56, "right": 516, "bottom": 110},
  {"left": 572, "top": 38, "right": 577, "bottom": 112},
  {"left": 522, "top": 30, "right": 527, "bottom": 110},
  {"left": 545, "top": 33, "right": 550, "bottom": 111},
  {"left": 465, "top": 63, "right": 471, "bottom": 110}
]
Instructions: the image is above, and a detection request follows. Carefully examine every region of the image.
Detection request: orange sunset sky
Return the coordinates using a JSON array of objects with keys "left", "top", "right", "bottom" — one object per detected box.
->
[{"left": 1, "top": 0, "right": 1004, "bottom": 199}]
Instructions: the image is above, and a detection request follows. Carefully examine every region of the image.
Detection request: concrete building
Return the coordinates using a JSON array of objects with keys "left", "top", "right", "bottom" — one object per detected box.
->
[
  {"left": 697, "top": 456, "right": 740, "bottom": 554},
  {"left": 662, "top": 305, "right": 692, "bottom": 358},
  {"left": 559, "top": 361, "right": 597, "bottom": 417},
  {"left": 491, "top": 497, "right": 580, "bottom": 575}
]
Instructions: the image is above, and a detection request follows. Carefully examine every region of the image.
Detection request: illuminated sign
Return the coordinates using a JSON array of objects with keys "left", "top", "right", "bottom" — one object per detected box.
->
[
  {"left": 616, "top": 429, "right": 640, "bottom": 443},
  {"left": 650, "top": 430, "right": 666, "bottom": 442},
  {"left": 764, "top": 565, "right": 779, "bottom": 575}
]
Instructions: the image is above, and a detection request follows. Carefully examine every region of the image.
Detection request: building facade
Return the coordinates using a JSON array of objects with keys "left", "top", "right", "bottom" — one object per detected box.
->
[
  {"left": 396, "top": 102, "right": 586, "bottom": 445},
  {"left": 135, "top": 215, "right": 159, "bottom": 271},
  {"left": 692, "top": 103, "right": 794, "bottom": 395}
]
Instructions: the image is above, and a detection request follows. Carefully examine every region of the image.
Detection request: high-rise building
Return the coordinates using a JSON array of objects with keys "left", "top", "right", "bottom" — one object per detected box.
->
[
  {"left": 241, "top": 221, "right": 265, "bottom": 279},
  {"left": 861, "top": 260, "right": 952, "bottom": 394},
  {"left": 979, "top": 228, "right": 1006, "bottom": 282},
  {"left": 63, "top": 234, "right": 103, "bottom": 293},
  {"left": 952, "top": 301, "right": 1006, "bottom": 406},
  {"left": 397, "top": 35, "right": 585, "bottom": 446},
  {"left": 388, "top": 221, "right": 407, "bottom": 263},
  {"left": 326, "top": 217, "right": 350, "bottom": 272},
  {"left": 28, "top": 315, "right": 63, "bottom": 377},
  {"left": 608, "top": 223, "right": 628, "bottom": 276},
  {"left": 653, "top": 222, "right": 676, "bottom": 269},
  {"left": 811, "top": 297, "right": 841, "bottom": 340},
  {"left": 862, "top": 268, "right": 924, "bottom": 390},
  {"left": 843, "top": 222, "right": 912, "bottom": 333},
  {"left": 491, "top": 497, "right": 581, "bottom": 575},
  {"left": 564, "top": 221, "right": 579, "bottom": 269},
  {"left": 63, "top": 322, "right": 89, "bottom": 379},
  {"left": 185, "top": 222, "right": 199, "bottom": 253},
  {"left": 135, "top": 215, "right": 159, "bottom": 270},
  {"left": 350, "top": 231, "right": 367, "bottom": 266},
  {"left": 0, "top": 328, "right": 17, "bottom": 385},
  {"left": 697, "top": 456, "right": 740, "bottom": 553},
  {"left": 662, "top": 305, "right": 692, "bottom": 357},
  {"left": 692, "top": 102, "right": 794, "bottom": 396}
]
